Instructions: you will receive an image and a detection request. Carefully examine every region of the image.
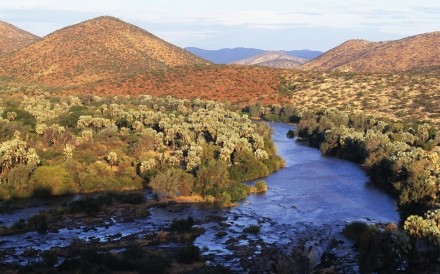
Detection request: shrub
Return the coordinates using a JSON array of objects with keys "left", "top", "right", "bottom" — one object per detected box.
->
[
  {"left": 27, "top": 213, "right": 48, "bottom": 234},
  {"left": 109, "top": 191, "right": 145, "bottom": 204},
  {"left": 68, "top": 197, "right": 111, "bottom": 216},
  {"left": 216, "top": 192, "right": 232, "bottom": 207},
  {"left": 171, "top": 217, "right": 194, "bottom": 232},
  {"left": 177, "top": 244, "right": 200, "bottom": 264},
  {"left": 243, "top": 224, "right": 260, "bottom": 234},
  {"left": 30, "top": 165, "right": 77, "bottom": 196},
  {"left": 1, "top": 108, "right": 36, "bottom": 129},
  {"left": 342, "top": 221, "right": 370, "bottom": 242},
  {"left": 229, "top": 150, "right": 269, "bottom": 181},
  {"left": 226, "top": 183, "right": 250, "bottom": 201},
  {"left": 252, "top": 181, "right": 268, "bottom": 193}
]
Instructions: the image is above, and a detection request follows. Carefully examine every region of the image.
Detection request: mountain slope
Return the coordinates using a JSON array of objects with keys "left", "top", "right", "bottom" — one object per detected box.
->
[
  {"left": 0, "top": 16, "right": 209, "bottom": 85},
  {"left": 301, "top": 32, "right": 440, "bottom": 72},
  {"left": 185, "top": 47, "right": 322, "bottom": 64},
  {"left": 233, "top": 51, "right": 308, "bottom": 68},
  {"left": 0, "top": 21, "right": 40, "bottom": 56}
]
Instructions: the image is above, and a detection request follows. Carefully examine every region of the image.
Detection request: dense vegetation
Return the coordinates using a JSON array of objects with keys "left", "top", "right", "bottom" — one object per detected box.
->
[{"left": 0, "top": 95, "right": 282, "bottom": 205}]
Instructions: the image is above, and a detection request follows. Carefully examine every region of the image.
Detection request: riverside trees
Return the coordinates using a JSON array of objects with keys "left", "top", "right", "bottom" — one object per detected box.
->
[
  {"left": 289, "top": 107, "right": 440, "bottom": 272},
  {"left": 0, "top": 95, "right": 280, "bottom": 204}
]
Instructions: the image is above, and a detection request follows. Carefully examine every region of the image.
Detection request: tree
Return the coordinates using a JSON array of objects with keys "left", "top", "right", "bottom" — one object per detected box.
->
[
  {"left": 149, "top": 168, "right": 185, "bottom": 198},
  {"left": 106, "top": 151, "right": 118, "bottom": 168},
  {"left": 0, "top": 133, "right": 40, "bottom": 175},
  {"left": 30, "top": 165, "right": 77, "bottom": 196},
  {"left": 63, "top": 144, "right": 75, "bottom": 160}
]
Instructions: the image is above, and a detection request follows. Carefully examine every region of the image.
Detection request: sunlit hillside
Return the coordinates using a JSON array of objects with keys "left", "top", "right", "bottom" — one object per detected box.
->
[{"left": 301, "top": 31, "right": 440, "bottom": 72}]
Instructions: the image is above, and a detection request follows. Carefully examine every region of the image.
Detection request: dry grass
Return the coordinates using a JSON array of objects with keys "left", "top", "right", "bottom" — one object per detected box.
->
[{"left": 282, "top": 69, "right": 440, "bottom": 126}]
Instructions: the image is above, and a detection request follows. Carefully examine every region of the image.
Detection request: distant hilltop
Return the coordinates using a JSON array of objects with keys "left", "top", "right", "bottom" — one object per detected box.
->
[
  {"left": 185, "top": 47, "right": 322, "bottom": 64},
  {"left": 232, "top": 51, "right": 309, "bottom": 69},
  {"left": 0, "top": 20, "right": 40, "bottom": 56}
]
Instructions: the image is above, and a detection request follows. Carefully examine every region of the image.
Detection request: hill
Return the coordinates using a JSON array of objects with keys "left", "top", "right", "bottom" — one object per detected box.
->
[
  {"left": 301, "top": 31, "right": 440, "bottom": 72},
  {"left": 233, "top": 51, "right": 308, "bottom": 68},
  {"left": 185, "top": 47, "right": 322, "bottom": 64},
  {"left": 0, "top": 21, "right": 40, "bottom": 56},
  {"left": 0, "top": 16, "right": 209, "bottom": 85}
]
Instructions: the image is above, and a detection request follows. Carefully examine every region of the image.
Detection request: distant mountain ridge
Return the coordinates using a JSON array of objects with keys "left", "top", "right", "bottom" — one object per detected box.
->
[
  {"left": 300, "top": 31, "right": 440, "bottom": 72},
  {"left": 233, "top": 51, "right": 308, "bottom": 68},
  {"left": 185, "top": 47, "right": 322, "bottom": 64},
  {"left": 0, "top": 20, "right": 40, "bottom": 56},
  {"left": 0, "top": 16, "right": 209, "bottom": 85}
]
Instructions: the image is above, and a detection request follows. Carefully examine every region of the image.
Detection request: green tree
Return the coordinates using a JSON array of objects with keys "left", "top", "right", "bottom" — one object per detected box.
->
[
  {"left": 30, "top": 166, "right": 77, "bottom": 196},
  {"left": 149, "top": 168, "right": 186, "bottom": 198}
]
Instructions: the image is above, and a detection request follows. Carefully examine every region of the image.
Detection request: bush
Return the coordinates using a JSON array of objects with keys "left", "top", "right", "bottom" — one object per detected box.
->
[
  {"left": 27, "top": 213, "right": 48, "bottom": 234},
  {"left": 171, "top": 217, "right": 194, "bottom": 232},
  {"left": 177, "top": 244, "right": 200, "bottom": 264},
  {"left": 68, "top": 197, "right": 112, "bottom": 216},
  {"left": 216, "top": 192, "right": 232, "bottom": 207},
  {"left": 243, "top": 224, "right": 260, "bottom": 234},
  {"left": 226, "top": 182, "right": 249, "bottom": 201},
  {"left": 30, "top": 166, "right": 77, "bottom": 196},
  {"left": 252, "top": 181, "right": 268, "bottom": 193},
  {"left": 110, "top": 191, "right": 145, "bottom": 205},
  {"left": 342, "top": 221, "right": 370, "bottom": 242},
  {"left": 1, "top": 108, "right": 36, "bottom": 129},
  {"left": 229, "top": 150, "right": 270, "bottom": 181}
]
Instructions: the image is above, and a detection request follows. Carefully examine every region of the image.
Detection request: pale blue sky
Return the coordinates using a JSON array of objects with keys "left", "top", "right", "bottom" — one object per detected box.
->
[{"left": 1, "top": 0, "right": 439, "bottom": 51}]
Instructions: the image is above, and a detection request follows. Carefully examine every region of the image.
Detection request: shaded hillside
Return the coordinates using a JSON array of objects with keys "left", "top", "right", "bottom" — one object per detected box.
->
[
  {"left": 0, "top": 21, "right": 40, "bottom": 56},
  {"left": 233, "top": 51, "right": 308, "bottom": 68},
  {"left": 186, "top": 47, "right": 322, "bottom": 64},
  {"left": 301, "top": 31, "right": 440, "bottom": 72},
  {"left": 0, "top": 16, "right": 209, "bottom": 85}
]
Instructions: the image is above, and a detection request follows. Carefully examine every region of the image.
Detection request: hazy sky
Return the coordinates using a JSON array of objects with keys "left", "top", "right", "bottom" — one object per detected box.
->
[{"left": 1, "top": 0, "right": 439, "bottom": 51}]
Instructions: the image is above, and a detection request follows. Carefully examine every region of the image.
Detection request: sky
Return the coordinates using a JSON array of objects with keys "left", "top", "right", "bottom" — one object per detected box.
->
[{"left": 1, "top": 0, "right": 439, "bottom": 51}]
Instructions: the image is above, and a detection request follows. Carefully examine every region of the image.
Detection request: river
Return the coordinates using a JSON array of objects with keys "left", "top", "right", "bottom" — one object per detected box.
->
[{"left": 0, "top": 122, "right": 399, "bottom": 271}]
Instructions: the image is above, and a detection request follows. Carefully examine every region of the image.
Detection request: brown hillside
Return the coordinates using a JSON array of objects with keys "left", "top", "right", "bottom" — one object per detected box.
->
[
  {"left": 301, "top": 32, "right": 440, "bottom": 72},
  {"left": 0, "top": 16, "right": 209, "bottom": 85},
  {"left": 0, "top": 21, "right": 40, "bottom": 56},
  {"left": 65, "top": 65, "right": 289, "bottom": 106},
  {"left": 233, "top": 51, "right": 308, "bottom": 69}
]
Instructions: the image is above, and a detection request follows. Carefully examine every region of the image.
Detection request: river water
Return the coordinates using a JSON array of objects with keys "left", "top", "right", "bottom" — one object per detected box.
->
[{"left": 0, "top": 122, "right": 399, "bottom": 270}]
